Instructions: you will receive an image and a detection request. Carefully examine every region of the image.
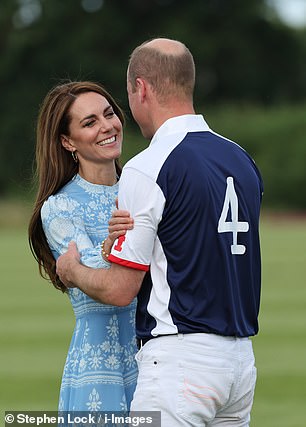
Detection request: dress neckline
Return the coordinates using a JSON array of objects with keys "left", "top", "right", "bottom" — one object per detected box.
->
[{"left": 74, "top": 174, "right": 119, "bottom": 193}]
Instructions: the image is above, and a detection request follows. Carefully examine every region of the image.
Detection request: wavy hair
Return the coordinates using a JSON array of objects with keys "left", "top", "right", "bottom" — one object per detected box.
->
[{"left": 28, "top": 81, "right": 125, "bottom": 291}]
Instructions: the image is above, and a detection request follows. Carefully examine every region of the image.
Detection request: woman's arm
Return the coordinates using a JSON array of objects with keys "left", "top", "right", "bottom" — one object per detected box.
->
[{"left": 41, "top": 195, "right": 133, "bottom": 268}]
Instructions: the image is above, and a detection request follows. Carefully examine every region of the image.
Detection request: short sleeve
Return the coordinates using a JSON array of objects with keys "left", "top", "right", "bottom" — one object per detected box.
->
[{"left": 108, "top": 168, "right": 165, "bottom": 270}]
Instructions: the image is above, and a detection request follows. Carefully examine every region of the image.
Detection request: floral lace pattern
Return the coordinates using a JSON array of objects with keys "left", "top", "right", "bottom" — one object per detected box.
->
[{"left": 41, "top": 174, "right": 138, "bottom": 411}]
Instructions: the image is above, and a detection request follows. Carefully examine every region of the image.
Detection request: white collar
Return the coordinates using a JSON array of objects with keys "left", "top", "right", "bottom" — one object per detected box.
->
[{"left": 150, "top": 114, "right": 210, "bottom": 146}]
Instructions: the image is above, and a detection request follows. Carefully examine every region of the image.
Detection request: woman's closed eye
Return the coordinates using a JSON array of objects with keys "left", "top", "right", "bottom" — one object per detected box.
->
[
  {"left": 84, "top": 120, "right": 96, "bottom": 128},
  {"left": 105, "top": 109, "right": 115, "bottom": 118}
]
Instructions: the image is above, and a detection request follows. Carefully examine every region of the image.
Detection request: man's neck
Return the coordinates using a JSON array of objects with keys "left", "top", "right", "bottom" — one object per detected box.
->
[{"left": 152, "top": 101, "right": 195, "bottom": 135}]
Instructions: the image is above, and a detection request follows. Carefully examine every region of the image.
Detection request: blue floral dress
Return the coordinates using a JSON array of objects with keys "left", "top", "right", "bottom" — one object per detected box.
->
[{"left": 41, "top": 174, "right": 138, "bottom": 412}]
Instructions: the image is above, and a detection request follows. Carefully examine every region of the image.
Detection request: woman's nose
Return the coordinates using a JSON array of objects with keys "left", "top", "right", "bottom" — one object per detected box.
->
[{"left": 99, "top": 118, "right": 112, "bottom": 132}]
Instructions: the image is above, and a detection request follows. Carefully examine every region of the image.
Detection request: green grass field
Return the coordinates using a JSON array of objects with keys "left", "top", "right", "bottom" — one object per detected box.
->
[{"left": 1, "top": 216, "right": 306, "bottom": 426}]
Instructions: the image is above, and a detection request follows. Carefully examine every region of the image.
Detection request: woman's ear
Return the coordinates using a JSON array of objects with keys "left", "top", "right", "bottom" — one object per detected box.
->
[{"left": 60, "top": 134, "right": 74, "bottom": 152}]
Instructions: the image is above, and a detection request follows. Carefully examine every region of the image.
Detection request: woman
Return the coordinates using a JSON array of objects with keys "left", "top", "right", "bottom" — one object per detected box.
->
[{"left": 28, "top": 81, "right": 137, "bottom": 412}]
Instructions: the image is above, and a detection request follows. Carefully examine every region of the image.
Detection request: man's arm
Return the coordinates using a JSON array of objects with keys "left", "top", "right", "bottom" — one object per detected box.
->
[{"left": 56, "top": 241, "right": 145, "bottom": 306}]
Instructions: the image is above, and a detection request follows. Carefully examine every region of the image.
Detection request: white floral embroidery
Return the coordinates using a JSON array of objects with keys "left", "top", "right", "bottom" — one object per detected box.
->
[
  {"left": 129, "top": 309, "right": 135, "bottom": 325},
  {"left": 83, "top": 342, "right": 91, "bottom": 355},
  {"left": 124, "top": 344, "right": 137, "bottom": 369},
  {"left": 74, "top": 319, "right": 81, "bottom": 337},
  {"left": 105, "top": 354, "right": 120, "bottom": 370},
  {"left": 70, "top": 349, "right": 80, "bottom": 371},
  {"left": 84, "top": 322, "right": 90, "bottom": 338},
  {"left": 42, "top": 175, "right": 137, "bottom": 412},
  {"left": 48, "top": 217, "right": 76, "bottom": 247},
  {"left": 54, "top": 194, "right": 80, "bottom": 212},
  {"left": 106, "top": 315, "right": 119, "bottom": 338},
  {"left": 113, "top": 341, "right": 122, "bottom": 354},
  {"left": 86, "top": 388, "right": 102, "bottom": 411},
  {"left": 100, "top": 341, "right": 111, "bottom": 353},
  {"left": 71, "top": 288, "right": 83, "bottom": 301},
  {"left": 120, "top": 394, "right": 127, "bottom": 412},
  {"left": 88, "top": 348, "right": 103, "bottom": 369},
  {"left": 79, "top": 357, "right": 87, "bottom": 372}
]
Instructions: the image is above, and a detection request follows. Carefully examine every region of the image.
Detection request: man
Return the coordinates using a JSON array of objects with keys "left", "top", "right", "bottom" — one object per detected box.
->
[{"left": 57, "top": 38, "right": 263, "bottom": 426}]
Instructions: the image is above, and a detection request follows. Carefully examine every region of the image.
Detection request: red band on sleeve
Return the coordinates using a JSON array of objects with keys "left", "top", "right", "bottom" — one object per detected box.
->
[{"left": 108, "top": 254, "right": 150, "bottom": 271}]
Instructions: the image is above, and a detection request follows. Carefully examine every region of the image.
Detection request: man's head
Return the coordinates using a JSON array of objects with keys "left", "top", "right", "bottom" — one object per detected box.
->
[
  {"left": 128, "top": 38, "right": 195, "bottom": 104},
  {"left": 127, "top": 38, "right": 195, "bottom": 138}
]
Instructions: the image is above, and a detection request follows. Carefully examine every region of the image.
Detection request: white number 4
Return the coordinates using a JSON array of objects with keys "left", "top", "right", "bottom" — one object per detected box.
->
[{"left": 218, "top": 177, "right": 249, "bottom": 255}]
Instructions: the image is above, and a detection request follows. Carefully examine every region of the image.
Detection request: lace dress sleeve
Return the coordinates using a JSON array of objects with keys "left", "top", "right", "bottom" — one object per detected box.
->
[{"left": 41, "top": 194, "right": 109, "bottom": 269}]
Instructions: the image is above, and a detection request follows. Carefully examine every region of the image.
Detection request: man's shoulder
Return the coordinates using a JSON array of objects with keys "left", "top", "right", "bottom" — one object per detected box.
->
[
  {"left": 124, "top": 127, "right": 191, "bottom": 176},
  {"left": 122, "top": 142, "right": 166, "bottom": 181},
  {"left": 124, "top": 145, "right": 151, "bottom": 169}
]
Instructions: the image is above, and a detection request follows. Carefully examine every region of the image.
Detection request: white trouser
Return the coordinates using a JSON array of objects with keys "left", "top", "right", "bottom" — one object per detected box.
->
[{"left": 131, "top": 333, "right": 257, "bottom": 426}]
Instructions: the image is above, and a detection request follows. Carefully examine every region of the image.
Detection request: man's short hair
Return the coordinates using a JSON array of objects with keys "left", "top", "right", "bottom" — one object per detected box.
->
[{"left": 128, "top": 39, "right": 195, "bottom": 104}]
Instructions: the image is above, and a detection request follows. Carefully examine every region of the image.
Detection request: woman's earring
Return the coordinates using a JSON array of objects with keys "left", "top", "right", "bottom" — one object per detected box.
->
[{"left": 72, "top": 151, "right": 78, "bottom": 163}]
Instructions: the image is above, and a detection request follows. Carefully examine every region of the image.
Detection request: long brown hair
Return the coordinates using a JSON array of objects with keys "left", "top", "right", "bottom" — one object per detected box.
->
[{"left": 28, "top": 81, "right": 125, "bottom": 292}]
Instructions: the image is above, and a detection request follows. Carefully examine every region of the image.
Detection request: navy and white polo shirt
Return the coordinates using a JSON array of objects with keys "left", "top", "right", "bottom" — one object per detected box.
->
[{"left": 109, "top": 115, "right": 263, "bottom": 338}]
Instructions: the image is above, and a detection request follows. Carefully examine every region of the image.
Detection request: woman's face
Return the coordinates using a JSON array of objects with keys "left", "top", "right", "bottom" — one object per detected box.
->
[{"left": 64, "top": 91, "right": 123, "bottom": 164}]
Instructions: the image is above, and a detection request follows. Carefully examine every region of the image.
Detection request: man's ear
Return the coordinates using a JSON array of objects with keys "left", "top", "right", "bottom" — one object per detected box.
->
[
  {"left": 60, "top": 134, "right": 74, "bottom": 152},
  {"left": 135, "top": 78, "right": 147, "bottom": 102}
]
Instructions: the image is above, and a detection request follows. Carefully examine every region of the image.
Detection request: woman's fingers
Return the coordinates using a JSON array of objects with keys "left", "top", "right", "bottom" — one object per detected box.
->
[{"left": 109, "top": 209, "right": 134, "bottom": 233}]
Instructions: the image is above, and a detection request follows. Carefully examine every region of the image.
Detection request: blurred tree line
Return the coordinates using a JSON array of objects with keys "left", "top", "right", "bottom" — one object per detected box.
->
[{"left": 0, "top": 0, "right": 306, "bottom": 208}]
